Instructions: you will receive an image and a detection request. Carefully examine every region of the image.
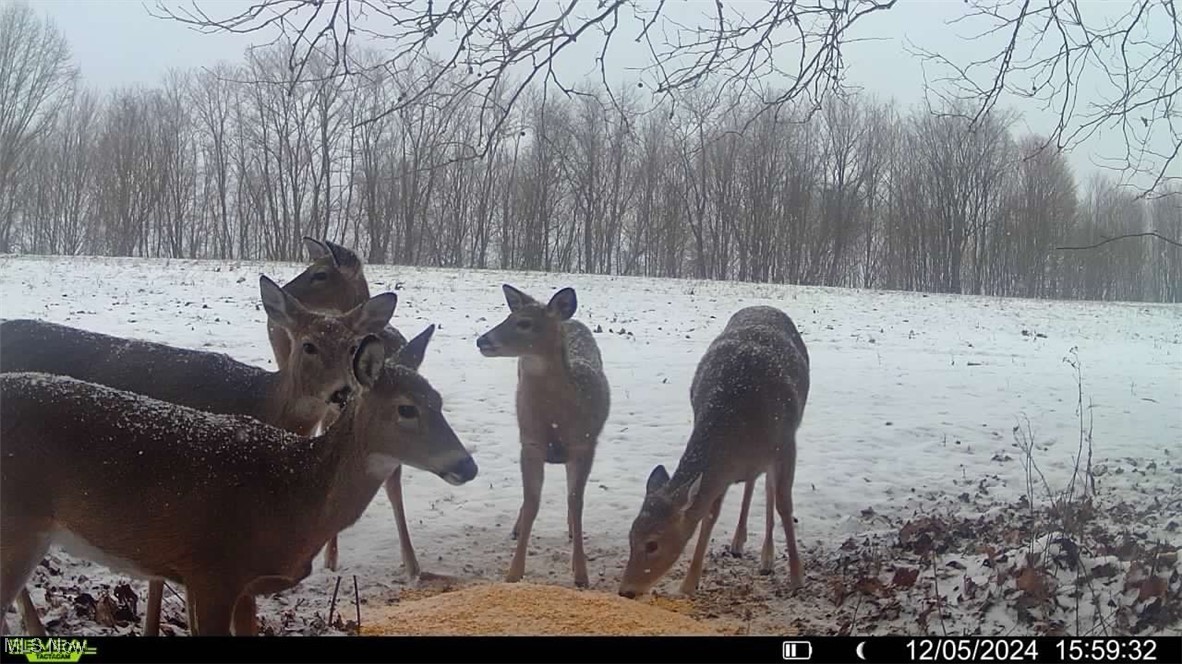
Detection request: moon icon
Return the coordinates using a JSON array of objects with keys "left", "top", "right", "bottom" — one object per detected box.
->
[{"left": 855, "top": 641, "right": 867, "bottom": 661}]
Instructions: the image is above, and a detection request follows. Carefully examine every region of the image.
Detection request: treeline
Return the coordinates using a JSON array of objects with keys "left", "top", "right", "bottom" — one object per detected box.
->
[{"left": 2, "top": 9, "right": 1179, "bottom": 302}]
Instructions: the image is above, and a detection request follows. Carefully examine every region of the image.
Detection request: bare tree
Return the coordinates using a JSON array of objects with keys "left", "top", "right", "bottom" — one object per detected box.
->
[
  {"left": 0, "top": 1, "right": 76, "bottom": 251},
  {"left": 915, "top": 0, "right": 1180, "bottom": 197},
  {"left": 150, "top": 1, "right": 898, "bottom": 152}
]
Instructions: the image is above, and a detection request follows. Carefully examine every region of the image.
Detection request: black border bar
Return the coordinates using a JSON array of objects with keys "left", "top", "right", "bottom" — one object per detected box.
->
[{"left": 2, "top": 635, "right": 1179, "bottom": 664}]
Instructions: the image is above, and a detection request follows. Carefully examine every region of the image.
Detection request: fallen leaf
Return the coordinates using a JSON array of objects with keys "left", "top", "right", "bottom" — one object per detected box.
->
[{"left": 891, "top": 567, "right": 920, "bottom": 588}]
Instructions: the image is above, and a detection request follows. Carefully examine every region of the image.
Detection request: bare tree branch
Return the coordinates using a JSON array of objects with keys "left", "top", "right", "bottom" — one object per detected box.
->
[
  {"left": 912, "top": 0, "right": 1181, "bottom": 198},
  {"left": 1056, "top": 231, "right": 1182, "bottom": 251}
]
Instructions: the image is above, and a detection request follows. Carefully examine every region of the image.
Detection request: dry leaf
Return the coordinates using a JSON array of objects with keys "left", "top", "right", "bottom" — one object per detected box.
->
[
  {"left": 891, "top": 567, "right": 920, "bottom": 588},
  {"left": 1137, "top": 576, "right": 1168, "bottom": 602},
  {"left": 855, "top": 576, "right": 887, "bottom": 597},
  {"left": 1016, "top": 566, "right": 1047, "bottom": 601}
]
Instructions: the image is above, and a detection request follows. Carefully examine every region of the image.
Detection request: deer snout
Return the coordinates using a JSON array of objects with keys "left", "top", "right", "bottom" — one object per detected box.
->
[
  {"left": 475, "top": 334, "right": 498, "bottom": 356},
  {"left": 329, "top": 385, "right": 353, "bottom": 407},
  {"left": 618, "top": 589, "right": 638, "bottom": 599},
  {"left": 439, "top": 455, "right": 478, "bottom": 486}
]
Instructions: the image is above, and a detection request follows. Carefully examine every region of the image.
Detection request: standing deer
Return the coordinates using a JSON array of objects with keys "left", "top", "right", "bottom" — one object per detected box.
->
[
  {"left": 268, "top": 237, "right": 407, "bottom": 370},
  {"left": 476, "top": 285, "right": 611, "bottom": 587},
  {"left": 617, "top": 306, "right": 809, "bottom": 598},
  {"left": 276, "top": 238, "right": 418, "bottom": 578},
  {"left": 0, "top": 275, "right": 396, "bottom": 636},
  {"left": 0, "top": 328, "right": 477, "bottom": 636}
]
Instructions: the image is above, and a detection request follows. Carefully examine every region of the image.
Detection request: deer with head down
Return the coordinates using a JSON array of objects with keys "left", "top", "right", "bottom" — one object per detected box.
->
[
  {"left": 0, "top": 327, "right": 476, "bottom": 636},
  {"left": 476, "top": 285, "right": 611, "bottom": 588},
  {"left": 0, "top": 275, "right": 396, "bottom": 636},
  {"left": 617, "top": 306, "right": 809, "bottom": 599}
]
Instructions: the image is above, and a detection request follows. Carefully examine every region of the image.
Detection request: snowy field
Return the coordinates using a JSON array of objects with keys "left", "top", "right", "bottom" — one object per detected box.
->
[{"left": 1, "top": 254, "right": 1179, "bottom": 636}]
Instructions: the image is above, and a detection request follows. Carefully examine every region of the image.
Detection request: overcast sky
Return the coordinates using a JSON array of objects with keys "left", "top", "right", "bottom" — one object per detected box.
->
[{"left": 15, "top": 0, "right": 1175, "bottom": 191}]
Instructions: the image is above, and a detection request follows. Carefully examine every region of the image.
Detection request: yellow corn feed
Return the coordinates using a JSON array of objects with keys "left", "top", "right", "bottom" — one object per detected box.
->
[{"left": 362, "top": 582, "right": 717, "bottom": 636}]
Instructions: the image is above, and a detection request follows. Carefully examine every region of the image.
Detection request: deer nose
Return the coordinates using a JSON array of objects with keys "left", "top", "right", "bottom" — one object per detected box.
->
[
  {"left": 440, "top": 456, "right": 478, "bottom": 486},
  {"left": 329, "top": 386, "right": 352, "bottom": 406},
  {"left": 619, "top": 589, "right": 637, "bottom": 599},
  {"left": 476, "top": 335, "right": 492, "bottom": 350}
]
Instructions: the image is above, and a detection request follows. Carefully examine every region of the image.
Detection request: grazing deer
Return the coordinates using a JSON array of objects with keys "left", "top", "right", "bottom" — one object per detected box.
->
[
  {"left": 617, "top": 306, "right": 809, "bottom": 598},
  {"left": 0, "top": 328, "right": 476, "bottom": 636},
  {"left": 476, "top": 285, "right": 611, "bottom": 587},
  {"left": 0, "top": 275, "right": 396, "bottom": 636},
  {"left": 277, "top": 238, "right": 416, "bottom": 577}
]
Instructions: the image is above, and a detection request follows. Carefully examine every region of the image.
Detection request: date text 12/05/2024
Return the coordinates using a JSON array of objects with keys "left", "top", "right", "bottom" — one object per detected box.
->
[{"left": 900, "top": 638, "right": 1162, "bottom": 663}]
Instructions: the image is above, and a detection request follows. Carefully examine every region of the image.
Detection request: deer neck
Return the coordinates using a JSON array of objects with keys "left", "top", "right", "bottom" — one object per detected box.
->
[
  {"left": 667, "top": 426, "right": 726, "bottom": 519},
  {"left": 312, "top": 405, "right": 390, "bottom": 537},
  {"left": 518, "top": 329, "right": 572, "bottom": 383},
  {"left": 261, "top": 371, "right": 328, "bottom": 436}
]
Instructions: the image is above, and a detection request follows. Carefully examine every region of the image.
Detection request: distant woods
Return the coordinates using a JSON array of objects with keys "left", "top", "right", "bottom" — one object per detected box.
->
[{"left": 1, "top": 4, "right": 1178, "bottom": 302}]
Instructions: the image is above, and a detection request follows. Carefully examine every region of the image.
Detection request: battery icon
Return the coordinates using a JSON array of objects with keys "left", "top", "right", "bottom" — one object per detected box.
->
[{"left": 782, "top": 641, "right": 812, "bottom": 660}]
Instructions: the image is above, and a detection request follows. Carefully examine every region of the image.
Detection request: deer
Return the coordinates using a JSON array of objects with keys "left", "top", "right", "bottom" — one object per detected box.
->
[
  {"left": 0, "top": 327, "right": 477, "bottom": 636},
  {"left": 0, "top": 275, "right": 397, "bottom": 636},
  {"left": 617, "top": 306, "right": 809, "bottom": 599},
  {"left": 274, "top": 238, "right": 420, "bottom": 578},
  {"left": 476, "top": 285, "right": 611, "bottom": 588},
  {"left": 268, "top": 237, "right": 407, "bottom": 371}
]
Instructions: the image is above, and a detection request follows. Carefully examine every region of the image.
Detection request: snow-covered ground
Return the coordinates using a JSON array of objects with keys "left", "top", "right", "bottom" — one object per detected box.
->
[{"left": 1, "top": 254, "right": 1179, "bottom": 636}]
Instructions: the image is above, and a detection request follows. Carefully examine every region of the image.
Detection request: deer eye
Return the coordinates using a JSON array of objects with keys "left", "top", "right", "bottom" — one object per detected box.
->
[
  {"left": 303, "top": 342, "right": 318, "bottom": 355},
  {"left": 312, "top": 272, "right": 328, "bottom": 282},
  {"left": 516, "top": 319, "right": 533, "bottom": 330},
  {"left": 397, "top": 405, "right": 418, "bottom": 419},
  {"left": 645, "top": 541, "right": 659, "bottom": 554},
  {"left": 348, "top": 344, "right": 358, "bottom": 355}
]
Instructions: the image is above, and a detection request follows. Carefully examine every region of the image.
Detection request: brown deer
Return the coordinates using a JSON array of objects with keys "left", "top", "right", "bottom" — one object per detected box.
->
[
  {"left": 617, "top": 306, "right": 809, "bottom": 598},
  {"left": 0, "top": 328, "right": 476, "bottom": 636},
  {"left": 268, "top": 237, "right": 407, "bottom": 372},
  {"left": 0, "top": 275, "right": 397, "bottom": 636},
  {"left": 476, "top": 285, "right": 611, "bottom": 587},
  {"left": 275, "top": 238, "right": 419, "bottom": 578}
]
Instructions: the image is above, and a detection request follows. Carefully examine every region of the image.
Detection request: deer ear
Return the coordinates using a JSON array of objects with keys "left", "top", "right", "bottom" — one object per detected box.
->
[
  {"left": 502, "top": 284, "right": 532, "bottom": 312},
  {"left": 394, "top": 324, "right": 435, "bottom": 371},
  {"left": 645, "top": 465, "right": 670, "bottom": 495},
  {"left": 303, "top": 237, "right": 330, "bottom": 261},
  {"left": 348, "top": 292, "right": 397, "bottom": 334},
  {"left": 259, "top": 274, "right": 308, "bottom": 330},
  {"left": 679, "top": 474, "right": 704, "bottom": 516},
  {"left": 352, "top": 334, "right": 385, "bottom": 388},
  {"left": 325, "top": 241, "right": 362, "bottom": 274},
  {"left": 547, "top": 288, "right": 577, "bottom": 320}
]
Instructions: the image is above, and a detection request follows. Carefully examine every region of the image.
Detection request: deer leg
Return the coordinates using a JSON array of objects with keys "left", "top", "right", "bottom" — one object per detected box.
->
[
  {"left": 185, "top": 584, "right": 236, "bottom": 636},
  {"left": 230, "top": 595, "right": 257, "bottom": 636},
  {"left": 185, "top": 593, "right": 198, "bottom": 635},
  {"left": 774, "top": 439, "right": 803, "bottom": 589},
  {"left": 384, "top": 466, "right": 420, "bottom": 580},
  {"left": 565, "top": 449, "right": 595, "bottom": 588},
  {"left": 17, "top": 588, "right": 45, "bottom": 636},
  {"left": 729, "top": 479, "right": 756, "bottom": 557},
  {"left": 323, "top": 536, "right": 339, "bottom": 572},
  {"left": 142, "top": 580, "right": 164, "bottom": 636},
  {"left": 760, "top": 469, "right": 777, "bottom": 574},
  {"left": 1, "top": 520, "right": 49, "bottom": 637},
  {"left": 506, "top": 448, "right": 545, "bottom": 583},
  {"left": 680, "top": 493, "right": 725, "bottom": 596}
]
